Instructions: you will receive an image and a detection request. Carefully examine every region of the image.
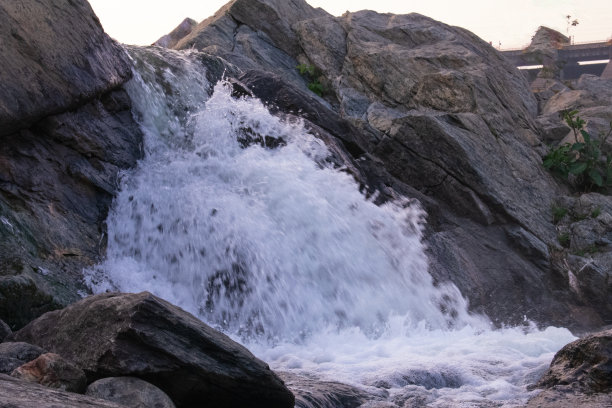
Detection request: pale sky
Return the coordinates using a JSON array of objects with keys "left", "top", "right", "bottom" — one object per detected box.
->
[{"left": 89, "top": 0, "right": 611, "bottom": 49}]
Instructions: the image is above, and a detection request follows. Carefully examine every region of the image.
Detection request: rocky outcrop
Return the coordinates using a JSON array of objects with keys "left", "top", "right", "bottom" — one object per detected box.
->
[
  {"left": 0, "top": 374, "right": 124, "bottom": 408},
  {"left": 0, "top": 0, "right": 131, "bottom": 136},
  {"left": 86, "top": 377, "right": 176, "bottom": 408},
  {"left": 0, "top": 0, "right": 143, "bottom": 329},
  {"left": 152, "top": 0, "right": 611, "bottom": 329},
  {"left": 11, "top": 292, "right": 295, "bottom": 408},
  {"left": 11, "top": 352, "right": 87, "bottom": 393}
]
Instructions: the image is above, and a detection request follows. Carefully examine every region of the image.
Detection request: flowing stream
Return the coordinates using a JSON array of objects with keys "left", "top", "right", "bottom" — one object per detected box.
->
[{"left": 84, "top": 48, "right": 575, "bottom": 407}]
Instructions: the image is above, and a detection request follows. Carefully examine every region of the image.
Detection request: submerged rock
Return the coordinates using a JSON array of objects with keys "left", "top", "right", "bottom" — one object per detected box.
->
[
  {"left": 86, "top": 377, "right": 175, "bottom": 408},
  {"left": 11, "top": 292, "right": 294, "bottom": 408},
  {"left": 11, "top": 352, "right": 87, "bottom": 393}
]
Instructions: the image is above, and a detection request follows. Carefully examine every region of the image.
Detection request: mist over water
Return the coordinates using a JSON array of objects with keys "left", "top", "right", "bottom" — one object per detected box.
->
[{"left": 85, "top": 48, "right": 575, "bottom": 406}]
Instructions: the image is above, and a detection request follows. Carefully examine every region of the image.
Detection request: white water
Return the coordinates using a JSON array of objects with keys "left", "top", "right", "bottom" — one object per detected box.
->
[{"left": 85, "top": 49, "right": 575, "bottom": 407}]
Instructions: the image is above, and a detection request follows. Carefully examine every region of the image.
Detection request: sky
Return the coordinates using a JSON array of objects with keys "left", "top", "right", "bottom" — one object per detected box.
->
[{"left": 88, "top": 0, "right": 611, "bottom": 49}]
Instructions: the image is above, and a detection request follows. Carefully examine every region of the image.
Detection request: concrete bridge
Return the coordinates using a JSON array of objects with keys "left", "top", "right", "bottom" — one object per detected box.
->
[{"left": 501, "top": 41, "right": 612, "bottom": 80}]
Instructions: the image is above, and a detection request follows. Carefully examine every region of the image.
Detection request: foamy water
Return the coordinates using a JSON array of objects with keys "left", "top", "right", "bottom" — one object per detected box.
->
[{"left": 84, "top": 48, "right": 575, "bottom": 407}]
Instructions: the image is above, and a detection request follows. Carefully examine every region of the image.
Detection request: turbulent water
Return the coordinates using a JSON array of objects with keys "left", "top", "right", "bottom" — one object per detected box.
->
[{"left": 84, "top": 48, "right": 575, "bottom": 407}]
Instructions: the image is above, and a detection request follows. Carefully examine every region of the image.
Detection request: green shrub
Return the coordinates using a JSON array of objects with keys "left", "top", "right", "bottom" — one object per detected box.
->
[
  {"left": 543, "top": 110, "right": 612, "bottom": 190},
  {"left": 296, "top": 64, "right": 326, "bottom": 97},
  {"left": 591, "top": 207, "right": 602, "bottom": 218},
  {"left": 558, "top": 232, "right": 570, "bottom": 248},
  {"left": 551, "top": 204, "right": 568, "bottom": 224}
]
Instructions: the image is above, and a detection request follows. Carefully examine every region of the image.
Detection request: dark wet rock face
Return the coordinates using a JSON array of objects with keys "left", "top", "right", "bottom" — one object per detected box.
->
[
  {"left": 11, "top": 292, "right": 295, "bottom": 408},
  {"left": 0, "top": 0, "right": 143, "bottom": 328}
]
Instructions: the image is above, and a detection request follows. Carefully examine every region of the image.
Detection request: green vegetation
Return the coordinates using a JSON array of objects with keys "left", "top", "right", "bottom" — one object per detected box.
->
[
  {"left": 574, "top": 244, "right": 600, "bottom": 257},
  {"left": 296, "top": 64, "right": 326, "bottom": 97},
  {"left": 543, "top": 110, "right": 612, "bottom": 191},
  {"left": 557, "top": 232, "right": 570, "bottom": 248},
  {"left": 551, "top": 204, "right": 568, "bottom": 224},
  {"left": 591, "top": 207, "right": 602, "bottom": 218}
]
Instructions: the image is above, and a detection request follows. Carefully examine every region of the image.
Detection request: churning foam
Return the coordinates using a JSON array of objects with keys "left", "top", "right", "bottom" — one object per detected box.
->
[{"left": 85, "top": 48, "right": 575, "bottom": 407}]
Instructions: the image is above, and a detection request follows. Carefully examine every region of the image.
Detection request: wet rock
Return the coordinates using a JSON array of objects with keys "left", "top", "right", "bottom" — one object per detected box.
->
[
  {"left": 0, "top": 318, "right": 10, "bottom": 341},
  {"left": 0, "top": 342, "right": 46, "bottom": 374},
  {"left": 0, "top": 374, "right": 124, "bottom": 407},
  {"left": 86, "top": 377, "right": 175, "bottom": 408},
  {"left": 11, "top": 352, "right": 87, "bottom": 393},
  {"left": 536, "top": 329, "right": 612, "bottom": 393},
  {"left": 12, "top": 292, "right": 294, "bottom": 408},
  {"left": 527, "top": 389, "right": 612, "bottom": 408},
  {"left": 0, "top": 0, "right": 131, "bottom": 136}
]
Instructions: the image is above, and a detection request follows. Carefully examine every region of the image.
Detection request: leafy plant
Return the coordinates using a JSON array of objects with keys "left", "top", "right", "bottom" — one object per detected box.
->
[
  {"left": 551, "top": 204, "right": 568, "bottom": 224},
  {"left": 296, "top": 64, "right": 326, "bottom": 97},
  {"left": 558, "top": 232, "right": 570, "bottom": 248},
  {"left": 591, "top": 207, "right": 602, "bottom": 218},
  {"left": 543, "top": 110, "right": 612, "bottom": 190}
]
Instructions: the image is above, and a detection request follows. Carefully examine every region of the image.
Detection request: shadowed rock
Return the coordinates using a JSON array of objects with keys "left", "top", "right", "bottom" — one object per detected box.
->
[
  {"left": 11, "top": 352, "right": 87, "bottom": 393},
  {"left": 86, "top": 377, "right": 176, "bottom": 408}
]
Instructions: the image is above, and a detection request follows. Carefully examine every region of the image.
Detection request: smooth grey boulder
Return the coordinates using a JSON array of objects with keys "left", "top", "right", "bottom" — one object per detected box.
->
[
  {"left": 86, "top": 377, "right": 176, "bottom": 408},
  {"left": 11, "top": 352, "right": 87, "bottom": 393},
  {"left": 0, "top": 342, "right": 46, "bottom": 374},
  {"left": 11, "top": 292, "right": 294, "bottom": 408},
  {"left": 0, "top": 0, "right": 131, "bottom": 136},
  {"left": 0, "top": 374, "right": 125, "bottom": 408},
  {"left": 536, "top": 329, "right": 612, "bottom": 393}
]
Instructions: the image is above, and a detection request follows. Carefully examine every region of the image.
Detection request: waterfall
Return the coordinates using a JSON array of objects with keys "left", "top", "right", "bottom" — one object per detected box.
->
[{"left": 84, "top": 47, "right": 575, "bottom": 406}]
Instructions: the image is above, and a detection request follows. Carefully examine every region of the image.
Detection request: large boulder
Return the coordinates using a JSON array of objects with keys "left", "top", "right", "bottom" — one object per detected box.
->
[
  {"left": 0, "top": 374, "right": 124, "bottom": 408},
  {"left": 11, "top": 292, "right": 294, "bottom": 408},
  {"left": 0, "top": 0, "right": 132, "bottom": 136},
  {"left": 536, "top": 329, "right": 612, "bottom": 393}
]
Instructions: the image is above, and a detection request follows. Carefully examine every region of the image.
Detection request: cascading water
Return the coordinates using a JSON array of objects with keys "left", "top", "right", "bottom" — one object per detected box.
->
[{"left": 85, "top": 47, "right": 575, "bottom": 407}]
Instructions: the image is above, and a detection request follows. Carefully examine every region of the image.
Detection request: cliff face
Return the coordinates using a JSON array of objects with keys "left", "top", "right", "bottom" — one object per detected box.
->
[
  {"left": 151, "top": 0, "right": 610, "bottom": 330},
  {"left": 0, "top": 0, "right": 143, "bottom": 329}
]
